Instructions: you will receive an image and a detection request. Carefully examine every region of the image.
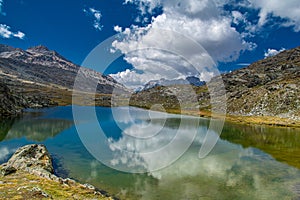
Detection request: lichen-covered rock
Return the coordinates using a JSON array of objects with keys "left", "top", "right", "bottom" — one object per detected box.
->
[{"left": 1, "top": 144, "right": 53, "bottom": 177}]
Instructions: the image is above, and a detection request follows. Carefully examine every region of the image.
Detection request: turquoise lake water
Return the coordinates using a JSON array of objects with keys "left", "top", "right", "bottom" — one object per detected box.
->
[{"left": 0, "top": 106, "right": 299, "bottom": 199}]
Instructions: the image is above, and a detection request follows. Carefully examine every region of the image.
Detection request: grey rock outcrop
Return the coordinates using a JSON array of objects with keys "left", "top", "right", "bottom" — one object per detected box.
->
[{"left": 1, "top": 144, "right": 53, "bottom": 177}]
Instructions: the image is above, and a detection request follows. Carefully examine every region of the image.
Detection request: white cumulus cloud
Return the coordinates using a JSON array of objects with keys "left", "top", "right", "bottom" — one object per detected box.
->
[
  {"left": 264, "top": 48, "right": 285, "bottom": 58},
  {"left": 83, "top": 8, "right": 103, "bottom": 31},
  {"left": 110, "top": 0, "right": 300, "bottom": 88},
  {"left": 111, "top": 69, "right": 163, "bottom": 89},
  {"left": 111, "top": 0, "right": 255, "bottom": 88},
  {"left": 0, "top": 24, "right": 25, "bottom": 39},
  {"left": 242, "top": 0, "right": 300, "bottom": 32}
]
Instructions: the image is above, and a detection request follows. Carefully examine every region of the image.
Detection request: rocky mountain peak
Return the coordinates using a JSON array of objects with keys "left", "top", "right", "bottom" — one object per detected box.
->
[
  {"left": 0, "top": 43, "right": 128, "bottom": 95},
  {"left": 27, "top": 45, "right": 51, "bottom": 53}
]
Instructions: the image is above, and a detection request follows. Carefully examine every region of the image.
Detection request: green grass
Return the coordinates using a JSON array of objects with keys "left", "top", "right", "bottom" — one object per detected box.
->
[{"left": 0, "top": 168, "right": 112, "bottom": 200}]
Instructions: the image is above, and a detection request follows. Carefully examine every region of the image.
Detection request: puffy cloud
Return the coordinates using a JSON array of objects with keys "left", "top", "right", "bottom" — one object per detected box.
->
[
  {"left": 83, "top": 8, "right": 103, "bottom": 31},
  {"left": 111, "top": 69, "right": 163, "bottom": 89},
  {"left": 114, "top": 25, "right": 123, "bottom": 33},
  {"left": 110, "top": 0, "right": 300, "bottom": 88},
  {"left": 239, "top": 0, "right": 300, "bottom": 32},
  {"left": 232, "top": 11, "right": 245, "bottom": 25},
  {"left": 111, "top": 0, "right": 254, "bottom": 88},
  {"left": 264, "top": 48, "right": 285, "bottom": 58},
  {"left": 0, "top": 24, "right": 25, "bottom": 39},
  {"left": 124, "top": 0, "right": 161, "bottom": 15}
]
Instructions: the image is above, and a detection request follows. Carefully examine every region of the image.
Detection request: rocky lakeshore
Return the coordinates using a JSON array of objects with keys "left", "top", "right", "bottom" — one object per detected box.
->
[{"left": 0, "top": 144, "right": 115, "bottom": 200}]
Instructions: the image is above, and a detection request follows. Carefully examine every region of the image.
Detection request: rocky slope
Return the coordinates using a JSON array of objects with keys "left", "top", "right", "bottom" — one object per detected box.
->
[
  {"left": 131, "top": 46, "right": 300, "bottom": 125},
  {"left": 0, "top": 44, "right": 126, "bottom": 93},
  {"left": 223, "top": 47, "right": 300, "bottom": 120},
  {"left": 0, "top": 144, "right": 114, "bottom": 199},
  {"left": 0, "top": 44, "right": 128, "bottom": 116}
]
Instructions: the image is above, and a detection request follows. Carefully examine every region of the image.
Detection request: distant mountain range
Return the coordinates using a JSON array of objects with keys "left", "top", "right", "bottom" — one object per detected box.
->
[{"left": 136, "top": 76, "right": 205, "bottom": 92}]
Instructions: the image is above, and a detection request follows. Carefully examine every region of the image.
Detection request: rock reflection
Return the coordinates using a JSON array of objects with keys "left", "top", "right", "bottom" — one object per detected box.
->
[{"left": 0, "top": 117, "right": 15, "bottom": 141}]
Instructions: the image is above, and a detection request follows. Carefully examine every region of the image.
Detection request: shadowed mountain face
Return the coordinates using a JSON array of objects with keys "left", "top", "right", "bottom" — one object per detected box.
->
[
  {"left": 0, "top": 80, "right": 57, "bottom": 116},
  {"left": 131, "top": 46, "right": 300, "bottom": 121},
  {"left": 0, "top": 82, "right": 25, "bottom": 116}
]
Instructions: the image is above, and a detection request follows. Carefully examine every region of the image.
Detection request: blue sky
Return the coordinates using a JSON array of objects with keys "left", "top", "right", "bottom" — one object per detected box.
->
[{"left": 0, "top": 0, "right": 300, "bottom": 88}]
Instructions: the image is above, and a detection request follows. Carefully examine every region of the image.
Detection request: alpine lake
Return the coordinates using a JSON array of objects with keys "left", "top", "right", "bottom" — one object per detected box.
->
[{"left": 0, "top": 106, "right": 300, "bottom": 200}]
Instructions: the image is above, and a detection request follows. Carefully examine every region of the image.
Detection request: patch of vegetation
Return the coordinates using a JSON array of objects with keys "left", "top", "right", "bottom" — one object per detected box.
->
[{"left": 0, "top": 168, "right": 112, "bottom": 200}]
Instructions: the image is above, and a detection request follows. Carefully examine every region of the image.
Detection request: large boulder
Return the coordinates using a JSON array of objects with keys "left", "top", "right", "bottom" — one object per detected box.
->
[{"left": 1, "top": 144, "right": 54, "bottom": 178}]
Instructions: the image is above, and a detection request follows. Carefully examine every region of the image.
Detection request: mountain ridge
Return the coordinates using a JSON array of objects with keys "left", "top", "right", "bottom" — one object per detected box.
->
[{"left": 0, "top": 44, "right": 126, "bottom": 92}]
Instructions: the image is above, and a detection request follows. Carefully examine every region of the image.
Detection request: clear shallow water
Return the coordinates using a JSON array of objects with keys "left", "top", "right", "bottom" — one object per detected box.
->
[{"left": 0, "top": 106, "right": 300, "bottom": 200}]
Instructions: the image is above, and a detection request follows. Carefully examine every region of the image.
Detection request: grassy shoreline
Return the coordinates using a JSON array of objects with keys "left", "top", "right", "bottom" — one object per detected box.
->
[
  {"left": 131, "top": 105, "right": 300, "bottom": 129},
  {"left": 0, "top": 165, "right": 113, "bottom": 200}
]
